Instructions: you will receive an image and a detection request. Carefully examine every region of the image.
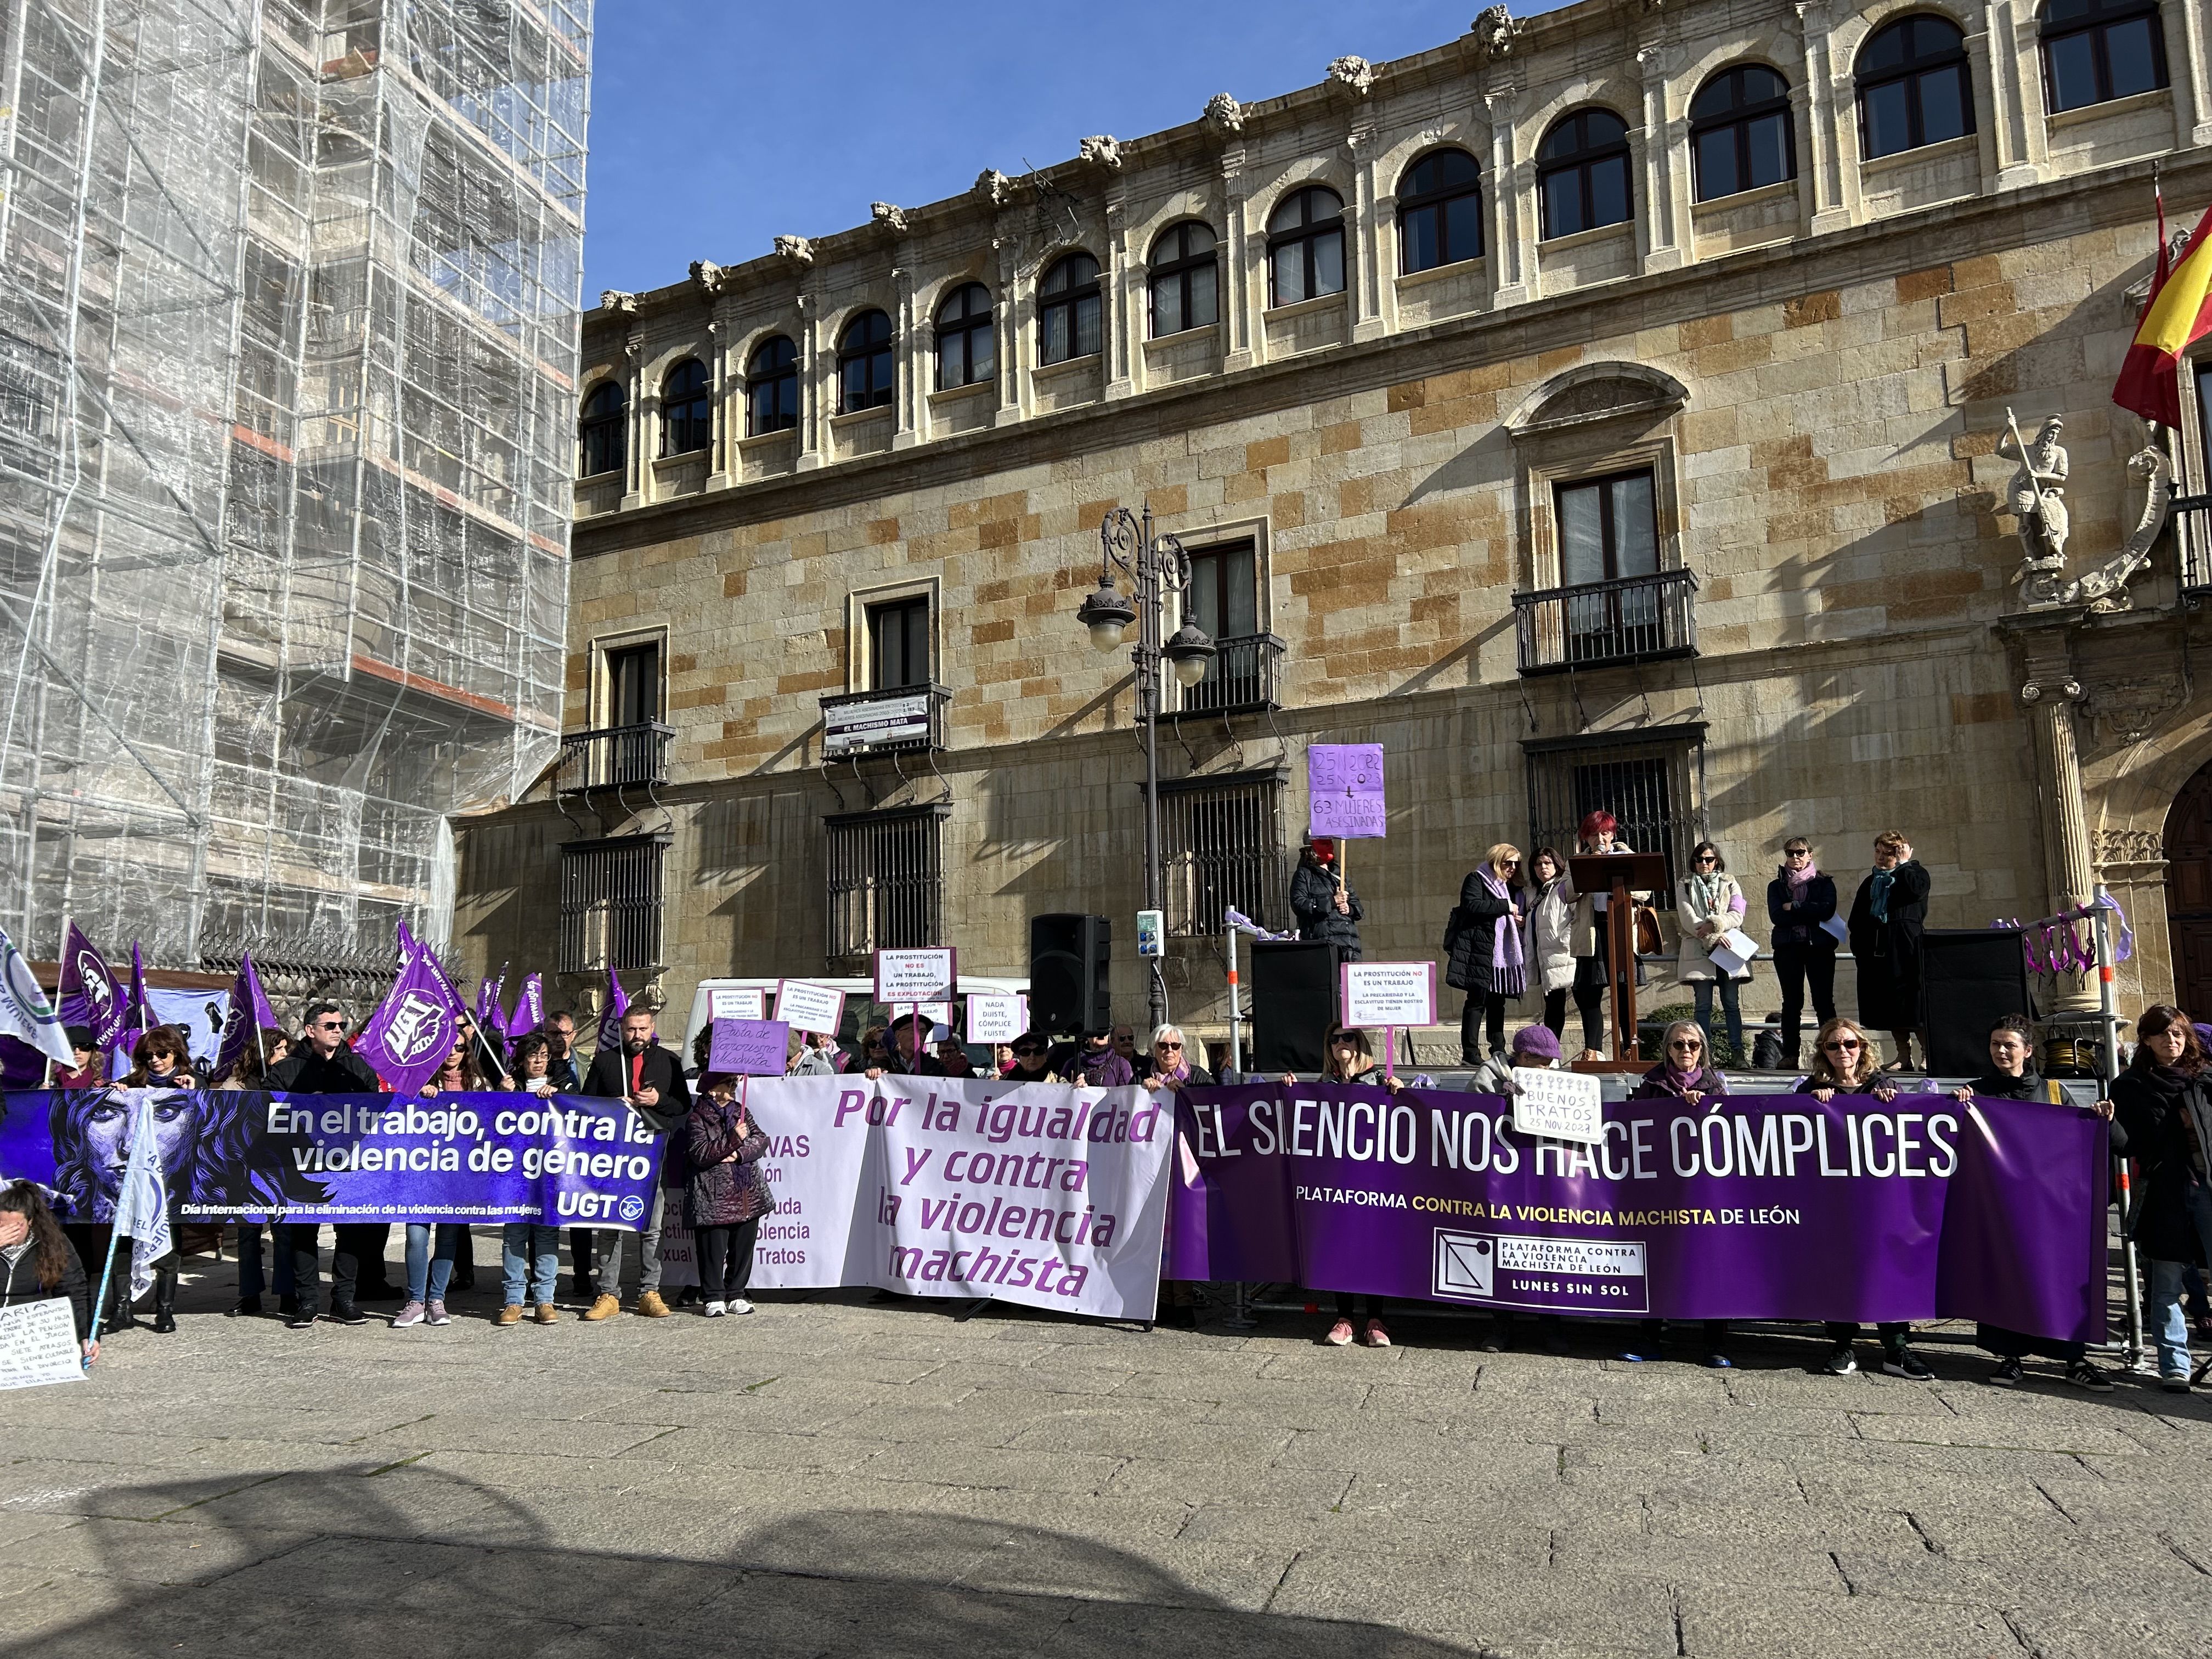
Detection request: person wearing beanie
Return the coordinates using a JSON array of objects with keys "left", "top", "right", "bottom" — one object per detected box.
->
[{"left": 1472, "top": 1024, "right": 1561, "bottom": 1093}]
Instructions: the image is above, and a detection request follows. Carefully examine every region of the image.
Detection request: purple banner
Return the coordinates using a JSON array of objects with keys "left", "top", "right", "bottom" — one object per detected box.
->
[
  {"left": 1307, "top": 743, "right": 1385, "bottom": 839},
  {"left": 1171, "top": 1085, "right": 2108, "bottom": 1340}
]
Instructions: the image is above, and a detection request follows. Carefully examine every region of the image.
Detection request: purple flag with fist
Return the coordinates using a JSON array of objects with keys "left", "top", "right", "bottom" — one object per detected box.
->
[{"left": 360, "top": 938, "right": 468, "bottom": 1096}]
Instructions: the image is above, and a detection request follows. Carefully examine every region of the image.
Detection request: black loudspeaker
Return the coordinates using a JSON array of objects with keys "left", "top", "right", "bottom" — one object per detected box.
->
[
  {"left": 1918, "top": 929, "right": 2033, "bottom": 1076},
  {"left": 1029, "top": 913, "right": 1111, "bottom": 1036},
  {"left": 1251, "top": 940, "right": 1342, "bottom": 1077}
]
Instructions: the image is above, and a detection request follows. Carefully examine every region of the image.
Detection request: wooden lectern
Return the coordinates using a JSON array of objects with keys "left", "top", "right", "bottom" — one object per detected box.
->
[{"left": 1565, "top": 850, "right": 1670, "bottom": 1072}]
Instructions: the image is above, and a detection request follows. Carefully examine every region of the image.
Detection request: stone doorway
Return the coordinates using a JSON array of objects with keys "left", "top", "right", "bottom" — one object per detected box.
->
[{"left": 2165, "top": 758, "right": 2212, "bottom": 1017}]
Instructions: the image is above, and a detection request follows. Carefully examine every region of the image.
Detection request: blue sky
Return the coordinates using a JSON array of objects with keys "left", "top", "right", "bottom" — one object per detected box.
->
[{"left": 582, "top": 1, "right": 1570, "bottom": 298}]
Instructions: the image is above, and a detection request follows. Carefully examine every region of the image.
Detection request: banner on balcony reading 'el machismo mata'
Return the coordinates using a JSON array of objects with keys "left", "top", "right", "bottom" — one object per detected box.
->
[
  {"left": 1170, "top": 1085, "right": 2109, "bottom": 1341},
  {"left": 656, "top": 1075, "right": 1172, "bottom": 1323},
  {"left": 0, "top": 1090, "right": 664, "bottom": 1229}
]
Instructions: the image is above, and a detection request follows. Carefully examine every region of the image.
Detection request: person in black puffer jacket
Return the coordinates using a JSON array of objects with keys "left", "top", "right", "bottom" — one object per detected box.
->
[
  {"left": 685, "top": 1073, "right": 774, "bottom": 1318},
  {"left": 2111, "top": 1004, "right": 2212, "bottom": 1392},
  {"left": 1291, "top": 838, "right": 1362, "bottom": 961},
  {"left": 1, "top": 1181, "right": 96, "bottom": 1362}
]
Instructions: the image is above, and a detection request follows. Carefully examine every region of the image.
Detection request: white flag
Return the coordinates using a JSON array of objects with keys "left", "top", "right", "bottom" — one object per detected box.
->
[
  {"left": 0, "top": 927, "right": 74, "bottom": 1065},
  {"left": 110, "top": 1094, "right": 171, "bottom": 1302}
]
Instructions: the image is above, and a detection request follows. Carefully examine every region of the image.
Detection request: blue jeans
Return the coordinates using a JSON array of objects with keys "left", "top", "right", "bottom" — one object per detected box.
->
[
  {"left": 236, "top": 1223, "right": 295, "bottom": 1299},
  {"left": 1692, "top": 977, "right": 1744, "bottom": 1057},
  {"left": 502, "top": 1224, "right": 560, "bottom": 1306},
  {"left": 404, "top": 1223, "right": 460, "bottom": 1305},
  {"left": 2145, "top": 1183, "right": 2212, "bottom": 1378}
]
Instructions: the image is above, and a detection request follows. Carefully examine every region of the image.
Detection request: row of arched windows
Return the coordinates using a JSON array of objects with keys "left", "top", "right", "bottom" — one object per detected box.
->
[{"left": 577, "top": 5, "right": 2174, "bottom": 475}]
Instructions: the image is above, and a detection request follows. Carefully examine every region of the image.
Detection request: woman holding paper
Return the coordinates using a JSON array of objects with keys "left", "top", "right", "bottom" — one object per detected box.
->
[
  {"left": 1677, "top": 843, "right": 1750, "bottom": 1062},
  {"left": 0, "top": 1181, "right": 98, "bottom": 1363},
  {"left": 1446, "top": 843, "right": 1526, "bottom": 1065},
  {"left": 1767, "top": 839, "right": 1838, "bottom": 1071}
]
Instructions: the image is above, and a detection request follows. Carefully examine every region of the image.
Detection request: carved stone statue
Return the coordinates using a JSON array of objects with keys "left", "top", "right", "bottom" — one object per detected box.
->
[
  {"left": 1079, "top": 135, "right": 1122, "bottom": 170},
  {"left": 2001, "top": 411, "right": 2070, "bottom": 606},
  {"left": 773, "top": 234, "right": 814, "bottom": 266},
  {"left": 973, "top": 168, "right": 1013, "bottom": 206},
  {"left": 1471, "top": 4, "right": 1520, "bottom": 55},
  {"left": 2064, "top": 444, "right": 2172, "bottom": 613},
  {"left": 687, "top": 259, "right": 723, "bottom": 292},
  {"left": 1328, "top": 55, "right": 1375, "bottom": 95},
  {"left": 869, "top": 201, "right": 909, "bottom": 234},
  {"left": 1203, "top": 93, "right": 1245, "bottom": 135}
]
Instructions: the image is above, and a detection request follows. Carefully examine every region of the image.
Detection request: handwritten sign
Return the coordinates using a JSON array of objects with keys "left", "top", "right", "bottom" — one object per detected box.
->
[
  {"left": 774, "top": 979, "right": 845, "bottom": 1037},
  {"left": 876, "top": 947, "right": 956, "bottom": 1005},
  {"left": 967, "top": 994, "right": 1029, "bottom": 1044},
  {"left": 0, "top": 1299, "right": 84, "bottom": 1391},
  {"left": 1340, "top": 961, "right": 1436, "bottom": 1028},
  {"left": 708, "top": 1018, "right": 791, "bottom": 1076},
  {"left": 1307, "top": 743, "right": 1386, "bottom": 839},
  {"left": 708, "top": 986, "right": 766, "bottom": 1021},
  {"left": 1510, "top": 1067, "right": 1605, "bottom": 1146}
]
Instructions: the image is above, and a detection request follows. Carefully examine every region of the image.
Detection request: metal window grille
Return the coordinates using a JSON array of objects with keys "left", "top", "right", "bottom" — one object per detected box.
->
[
  {"left": 559, "top": 834, "right": 669, "bottom": 973},
  {"left": 1522, "top": 728, "right": 1705, "bottom": 907},
  {"left": 1156, "top": 771, "right": 1288, "bottom": 937},
  {"left": 825, "top": 805, "right": 947, "bottom": 960}
]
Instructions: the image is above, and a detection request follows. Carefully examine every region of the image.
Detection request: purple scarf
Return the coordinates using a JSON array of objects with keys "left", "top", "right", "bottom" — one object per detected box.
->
[
  {"left": 1481, "top": 865, "right": 1526, "bottom": 997},
  {"left": 1785, "top": 857, "right": 1819, "bottom": 903}
]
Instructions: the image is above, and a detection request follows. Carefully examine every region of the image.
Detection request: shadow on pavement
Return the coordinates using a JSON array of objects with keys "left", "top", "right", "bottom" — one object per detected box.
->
[{"left": 4, "top": 1466, "right": 1476, "bottom": 1659}]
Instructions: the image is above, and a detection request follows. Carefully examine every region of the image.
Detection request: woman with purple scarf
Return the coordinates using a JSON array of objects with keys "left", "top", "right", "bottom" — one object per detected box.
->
[
  {"left": 1446, "top": 843, "right": 1527, "bottom": 1066},
  {"left": 1622, "top": 1020, "right": 1735, "bottom": 1367},
  {"left": 1766, "top": 837, "right": 1837, "bottom": 1071}
]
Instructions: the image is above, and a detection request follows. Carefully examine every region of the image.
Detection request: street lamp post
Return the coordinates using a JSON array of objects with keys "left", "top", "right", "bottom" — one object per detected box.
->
[{"left": 1076, "top": 505, "right": 1215, "bottom": 1032}]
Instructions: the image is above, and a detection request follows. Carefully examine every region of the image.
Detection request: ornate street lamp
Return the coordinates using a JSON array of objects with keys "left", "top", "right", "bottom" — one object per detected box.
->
[{"left": 1076, "top": 505, "right": 1214, "bottom": 1031}]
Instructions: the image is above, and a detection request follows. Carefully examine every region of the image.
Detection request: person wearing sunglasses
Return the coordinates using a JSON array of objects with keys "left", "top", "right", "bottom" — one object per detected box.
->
[
  {"left": 1143, "top": 1024, "right": 1211, "bottom": 1329},
  {"left": 1622, "top": 1020, "right": 1734, "bottom": 1366},
  {"left": 1767, "top": 839, "right": 1838, "bottom": 1072},
  {"left": 267, "top": 1000, "right": 385, "bottom": 1330},
  {"left": 1847, "top": 831, "right": 1931, "bottom": 1072},
  {"left": 1797, "top": 1017, "right": 1927, "bottom": 1378},
  {"left": 1678, "top": 842, "right": 1750, "bottom": 1063},
  {"left": 1446, "top": 842, "right": 1526, "bottom": 1066},
  {"left": 1004, "top": 1033, "right": 1056, "bottom": 1084}
]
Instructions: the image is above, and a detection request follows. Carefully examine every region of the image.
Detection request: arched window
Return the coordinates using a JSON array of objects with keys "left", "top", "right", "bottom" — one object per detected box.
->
[
  {"left": 1855, "top": 16, "right": 1975, "bottom": 159},
  {"left": 1538, "top": 110, "right": 1633, "bottom": 239},
  {"left": 744, "top": 336, "right": 797, "bottom": 436},
  {"left": 837, "top": 310, "right": 894, "bottom": 413},
  {"left": 659, "top": 358, "right": 710, "bottom": 456},
  {"left": 1267, "top": 185, "right": 1346, "bottom": 307},
  {"left": 934, "top": 284, "right": 995, "bottom": 390},
  {"left": 1038, "top": 253, "right": 1102, "bottom": 365},
  {"left": 1147, "top": 222, "right": 1218, "bottom": 338},
  {"left": 2041, "top": 0, "right": 2167, "bottom": 112},
  {"left": 1689, "top": 65, "right": 1796, "bottom": 201},
  {"left": 1397, "top": 149, "right": 1483, "bottom": 273},
  {"left": 577, "top": 380, "right": 625, "bottom": 477}
]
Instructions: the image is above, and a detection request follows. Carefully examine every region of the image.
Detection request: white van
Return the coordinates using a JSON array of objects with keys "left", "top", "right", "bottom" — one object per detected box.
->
[{"left": 679, "top": 974, "right": 1030, "bottom": 1068}]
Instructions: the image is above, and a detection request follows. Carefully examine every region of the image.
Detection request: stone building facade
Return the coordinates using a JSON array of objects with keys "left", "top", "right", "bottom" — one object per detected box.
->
[{"left": 455, "top": 0, "right": 2212, "bottom": 1058}]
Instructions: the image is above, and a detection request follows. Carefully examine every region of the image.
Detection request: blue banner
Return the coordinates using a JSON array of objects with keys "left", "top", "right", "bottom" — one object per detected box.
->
[{"left": 0, "top": 1090, "right": 664, "bottom": 1229}]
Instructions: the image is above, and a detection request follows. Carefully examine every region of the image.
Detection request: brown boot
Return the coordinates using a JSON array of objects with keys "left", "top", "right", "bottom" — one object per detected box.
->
[
  {"left": 580, "top": 1293, "right": 620, "bottom": 1322},
  {"left": 532, "top": 1302, "right": 559, "bottom": 1324},
  {"left": 495, "top": 1304, "right": 523, "bottom": 1326},
  {"left": 635, "top": 1290, "right": 671, "bottom": 1319}
]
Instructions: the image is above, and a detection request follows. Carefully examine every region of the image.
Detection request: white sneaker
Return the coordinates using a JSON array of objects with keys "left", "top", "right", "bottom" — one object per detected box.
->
[
  {"left": 703, "top": 1300, "right": 726, "bottom": 1317},
  {"left": 727, "top": 1297, "right": 754, "bottom": 1316}
]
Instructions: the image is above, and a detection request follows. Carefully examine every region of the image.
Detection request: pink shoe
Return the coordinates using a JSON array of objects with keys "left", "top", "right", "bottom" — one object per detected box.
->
[
  {"left": 1361, "top": 1319, "right": 1391, "bottom": 1348},
  {"left": 1324, "top": 1318, "right": 1355, "bottom": 1346}
]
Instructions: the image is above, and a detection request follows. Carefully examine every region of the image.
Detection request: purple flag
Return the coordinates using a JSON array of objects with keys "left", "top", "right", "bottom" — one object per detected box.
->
[
  {"left": 359, "top": 938, "right": 468, "bottom": 1096},
  {"left": 128, "top": 941, "right": 154, "bottom": 1045},
  {"left": 477, "top": 967, "right": 510, "bottom": 1048},
  {"left": 57, "top": 921, "right": 132, "bottom": 1054},
  {"left": 214, "top": 952, "right": 277, "bottom": 1082},
  {"left": 597, "top": 968, "right": 629, "bottom": 1055},
  {"left": 511, "top": 972, "right": 545, "bottom": 1036}
]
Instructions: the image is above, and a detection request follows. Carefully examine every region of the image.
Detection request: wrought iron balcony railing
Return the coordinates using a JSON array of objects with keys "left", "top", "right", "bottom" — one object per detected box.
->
[
  {"left": 554, "top": 723, "right": 674, "bottom": 792},
  {"left": 2177, "top": 492, "right": 2212, "bottom": 596},
  {"left": 1511, "top": 568, "right": 1699, "bottom": 676},
  {"left": 820, "top": 682, "right": 950, "bottom": 758},
  {"left": 1168, "top": 632, "right": 1285, "bottom": 716}
]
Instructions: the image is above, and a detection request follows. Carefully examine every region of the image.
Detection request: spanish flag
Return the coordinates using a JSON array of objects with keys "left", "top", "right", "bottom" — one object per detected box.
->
[{"left": 2113, "top": 202, "right": 2212, "bottom": 430}]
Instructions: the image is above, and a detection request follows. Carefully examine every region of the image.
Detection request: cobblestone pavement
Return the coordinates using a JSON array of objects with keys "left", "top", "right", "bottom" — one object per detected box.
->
[{"left": 2, "top": 1246, "right": 2208, "bottom": 1658}]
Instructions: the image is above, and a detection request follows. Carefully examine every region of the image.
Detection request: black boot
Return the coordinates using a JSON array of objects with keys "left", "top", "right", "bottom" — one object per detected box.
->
[
  {"left": 151, "top": 1267, "right": 178, "bottom": 1334},
  {"left": 106, "top": 1276, "right": 137, "bottom": 1333}
]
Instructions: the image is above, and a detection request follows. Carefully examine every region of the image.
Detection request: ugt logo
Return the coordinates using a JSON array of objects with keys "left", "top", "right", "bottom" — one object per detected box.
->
[
  {"left": 618, "top": 1193, "right": 645, "bottom": 1223},
  {"left": 385, "top": 992, "right": 450, "bottom": 1064}
]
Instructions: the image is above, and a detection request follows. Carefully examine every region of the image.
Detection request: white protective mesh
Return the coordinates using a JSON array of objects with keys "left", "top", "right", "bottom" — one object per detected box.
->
[{"left": 0, "top": 0, "right": 589, "bottom": 974}]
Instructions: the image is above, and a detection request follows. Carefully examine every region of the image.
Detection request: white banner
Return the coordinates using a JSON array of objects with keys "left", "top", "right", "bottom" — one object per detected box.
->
[
  {"left": 658, "top": 1075, "right": 1169, "bottom": 1321},
  {"left": 0, "top": 1299, "right": 84, "bottom": 1390}
]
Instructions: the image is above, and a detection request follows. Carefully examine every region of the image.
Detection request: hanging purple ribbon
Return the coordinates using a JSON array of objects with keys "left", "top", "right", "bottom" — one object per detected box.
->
[{"left": 2095, "top": 892, "right": 2136, "bottom": 964}]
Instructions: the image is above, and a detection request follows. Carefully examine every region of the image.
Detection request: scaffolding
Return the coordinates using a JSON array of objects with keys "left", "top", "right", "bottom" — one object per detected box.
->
[{"left": 0, "top": 0, "right": 591, "bottom": 974}]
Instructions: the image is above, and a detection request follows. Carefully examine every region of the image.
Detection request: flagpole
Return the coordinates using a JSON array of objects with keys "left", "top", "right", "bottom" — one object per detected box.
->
[{"left": 87, "top": 1220, "right": 123, "bottom": 1355}]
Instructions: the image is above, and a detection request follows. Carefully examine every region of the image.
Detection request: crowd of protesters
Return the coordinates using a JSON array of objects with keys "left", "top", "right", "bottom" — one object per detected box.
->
[{"left": 12, "top": 813, "right": 2186, "bottom": 1395}]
